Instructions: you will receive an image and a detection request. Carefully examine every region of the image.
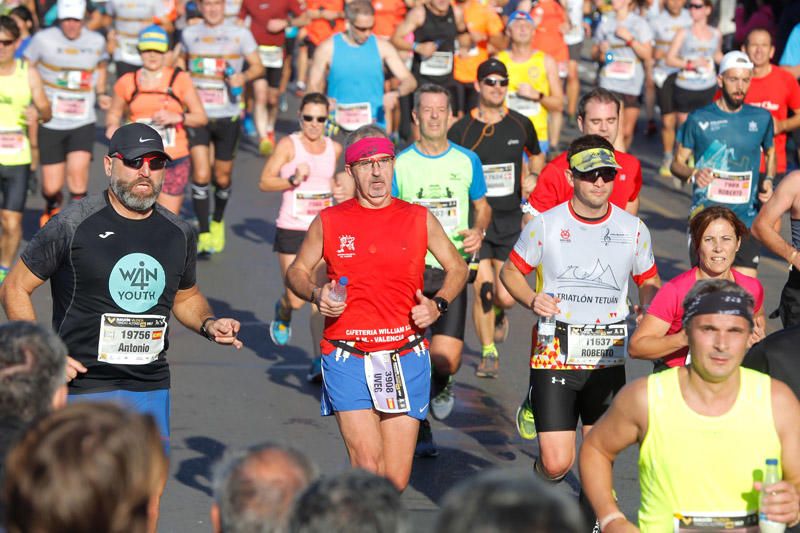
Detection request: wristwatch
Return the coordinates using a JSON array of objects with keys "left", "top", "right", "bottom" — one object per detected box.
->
[
  {"left": 200, "top": 316, "right": 217, "bottom": 342},
  {"left": 432, "top": 296, "right": 449, "bottom": 314}
]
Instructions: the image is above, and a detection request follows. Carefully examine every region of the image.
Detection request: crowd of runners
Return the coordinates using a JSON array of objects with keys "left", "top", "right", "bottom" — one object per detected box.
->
[{"left": 2, "top": 0, "right": 800, "bottom": 531}]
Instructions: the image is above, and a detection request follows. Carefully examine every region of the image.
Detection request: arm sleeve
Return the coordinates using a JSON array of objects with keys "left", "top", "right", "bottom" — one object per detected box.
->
[
  {"left": 509, "top": 215, "right": 544, "bottom": 275},
  {"left": 468, "top": 151, "right": 487, "bottom": 200},
  {"left": 632, "top": 219, "right": 658, "bottom": 285}
]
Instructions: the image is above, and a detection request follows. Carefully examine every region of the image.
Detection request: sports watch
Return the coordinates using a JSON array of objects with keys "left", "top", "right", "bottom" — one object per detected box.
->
[{"left": 432, "top": 296, "right": 449, "bottom": 314}]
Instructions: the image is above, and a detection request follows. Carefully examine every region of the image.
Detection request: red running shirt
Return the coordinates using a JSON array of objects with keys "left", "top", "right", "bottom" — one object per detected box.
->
[
  {"left": 321, "top": 198, "right": 428, "bottom": 351},
  {"left": 528, "top": 150, "right": 643, "bottom": 214}
]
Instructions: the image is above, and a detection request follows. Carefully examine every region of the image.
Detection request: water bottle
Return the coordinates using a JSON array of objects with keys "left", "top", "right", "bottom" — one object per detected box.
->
[
  {"left": 224, "top": 65, "right": 243, "bottom": 99},
  {"left": 604, "top": 50, "right": 615, "bottom": 64},
  {"left": 467, "top": 251, "right": 479, "bottom": 283},
  {"left": 537, "top": 292, "right": 556, "bottom": 345},
  {"left": 760, "top": 458, "right": 786, "bottom": 532},
  {"left": 329, "top": 277, "right": 348, "bottom": 303}
]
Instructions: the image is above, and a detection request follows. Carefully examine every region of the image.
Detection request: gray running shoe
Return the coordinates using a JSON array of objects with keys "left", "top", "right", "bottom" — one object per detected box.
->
[
  {"left": 414, "top": 419, "right": 439, "bottom": 458},
  {"left": 475, "top": 353, "right": 499, "bottom": 378},
  {"left": 430, "top": 376, "right": 454, "bottom": 420}
]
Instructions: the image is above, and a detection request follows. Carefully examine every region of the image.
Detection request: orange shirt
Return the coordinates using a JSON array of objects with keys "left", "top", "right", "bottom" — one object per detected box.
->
[
  {"left": 454, "top": 0, "right": 504, "bottom": 83},
  {"left": 113, "top": 67, "right": 194, "bottom": 160},
  {"left": 305, "top": 0, "right": 346, "bottom": 46},
  {"left": 531, "top": 0, "right": 568, "bottom": 63},
  {"left": 372, "top": 0, "right": 406, "bottom": 39}
]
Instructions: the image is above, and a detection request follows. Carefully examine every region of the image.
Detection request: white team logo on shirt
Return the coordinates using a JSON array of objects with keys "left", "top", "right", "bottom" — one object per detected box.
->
[
  {"left": 337, "top": 235, "right": 356, "bottom": 258},
  {"left": 748, "top": 121, "right": 758, "bottom": 132},
  {"left": 698, "top": 121, "right": 709, "bottom": 131}
]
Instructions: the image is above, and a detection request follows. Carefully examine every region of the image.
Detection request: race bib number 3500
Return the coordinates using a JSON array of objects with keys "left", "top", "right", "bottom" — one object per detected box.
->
[{"left": 98, "top": 313, "right": 167, "bottom": 365}]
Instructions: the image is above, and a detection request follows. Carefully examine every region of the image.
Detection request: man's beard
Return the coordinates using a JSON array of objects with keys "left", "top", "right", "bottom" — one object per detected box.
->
[
  {"left": 721, "top": 88, "right": 745, "bottom": 111},
  {"left": 110, "top": 175, "right": 161, "bottom": 212}
]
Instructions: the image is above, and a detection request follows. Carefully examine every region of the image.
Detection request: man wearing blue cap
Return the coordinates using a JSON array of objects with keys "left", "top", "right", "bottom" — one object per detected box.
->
[{"left": 0, "top": 122, "right": 243, "bottom": 454}]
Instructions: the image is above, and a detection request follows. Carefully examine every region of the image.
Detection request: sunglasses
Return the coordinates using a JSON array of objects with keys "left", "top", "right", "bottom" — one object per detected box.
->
[
  {"left": 352, "top": 23, "right": 374, "bottom": 32},
  {"left": 0, "top": 39, "right": 15, "bottom": 47},
  {"left": 349, "top": 156, "right": 395, "bottom": 171},
  {"left": 114, "top": 153, "right": 168, "bottom": 170},
  {"left": 574, "top": 168, "right": 617, "bottom": 182},
  {"left": 482, "top": 77, "right": 509, "bottom": 87},
  {"left": 687, "top": 3, "right": 706, "bottom": 8},
  {"left": 302, "top": 115, "right": 327, "bottom": 123}
]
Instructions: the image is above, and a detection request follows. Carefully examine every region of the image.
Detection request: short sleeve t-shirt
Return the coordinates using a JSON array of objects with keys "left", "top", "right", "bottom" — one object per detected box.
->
[
  {"left": 448, "top": 109, "right": 540, "bottom": 211},
  {"left": 21, "top": 193, "right": 197, "bottom": 394},
  {"left": 678, "top": 102, "right": 774, "bottom": 227},
  {"left": 181, "top": 22, "right": 258, "bottom": 119},
  {"left": 647, "top": 267, "right": 764, "bottom": 367},
  {"left": 509, "top": 202, "right": 658, "bottom": 369},
  {"left": 453, "top": 1, "right": 504, "bottom": 83},
  {"left": 649, "top": 10, "right": 692, "bottom": 81},
  {"left": 113, "top": 68, "right": 195, "bottom": 159},
  {"left": 392, "top": 142, "right": 486, "bottom": 266},
  {"left": 780, "top": 23, "right": 800, "bottom": 67},
  {"left": 238, "top": 0, "right": 302, "bottom": 46},
  {"left": 744, "top": 66, "right": 800, "bottom": 174},
  {"left": 594, "top": 11, "right": 653, "bottom": 96},
  {"left": 527, "top": 150, "right": 642, "bottom": 215},
  {"left": 24, "top": 26, "right": 109, "bottom": 130},
  {"left": 106, "top": 0, "right": 170, "bottom": 65}
]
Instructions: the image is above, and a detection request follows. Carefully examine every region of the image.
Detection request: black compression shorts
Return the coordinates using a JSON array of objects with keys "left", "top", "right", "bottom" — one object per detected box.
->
[
  {"left": 0, "top": 164, "right": 30, "bottom": 212},
  {"left": 423, "top": 265, "right": 467, "bottom": 340},
  {"left": 528, "top": 366, "right": 626, "bottom": 432},
  {"left": 38, "top": 123, "right": 95, "bottom": 165},
  {"left": 186, "top": 116, "right": 241, "bottom": 161}
]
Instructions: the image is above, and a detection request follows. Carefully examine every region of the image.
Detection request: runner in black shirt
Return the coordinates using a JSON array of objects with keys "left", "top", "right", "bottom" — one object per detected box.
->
[
  {"left": 744, "top": 325, "right": 800, "bottom": 397},
  {"left": 448, "top": 58, "right": 539, "bottom": 379},
  {"left": 0, "top": 123, "right": 242, "bottom": 454}
]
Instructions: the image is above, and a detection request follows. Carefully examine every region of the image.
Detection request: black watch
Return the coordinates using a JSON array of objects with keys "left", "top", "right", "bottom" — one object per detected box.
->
[
  {"left": 200, "top": 316, "right": 217, "bottom": 342},
  {"left": 432, "top": 296, "right": 449, "bottom": 314}
]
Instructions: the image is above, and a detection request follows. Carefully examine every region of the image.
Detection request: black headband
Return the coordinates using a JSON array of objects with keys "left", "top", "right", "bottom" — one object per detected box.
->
[{"left": 683, "top": 290, "right": 754, "bottom": 327}]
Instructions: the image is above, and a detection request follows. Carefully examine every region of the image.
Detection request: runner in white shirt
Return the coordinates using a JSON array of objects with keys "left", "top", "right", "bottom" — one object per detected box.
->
[
  {"left": 106, "top": 0, "right": 172, "bottom": 78},
  {"left": 501, "top": 133, "right": 660, "bottom": 528}
]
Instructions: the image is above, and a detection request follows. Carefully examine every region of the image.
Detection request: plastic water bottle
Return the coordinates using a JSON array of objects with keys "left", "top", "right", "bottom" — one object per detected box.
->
[
  {"left": 604, "top": 50, "right": 615, "bottom": 64},
  {"left": 224, "top": 65, "right": 243, "bottom": 99},
  {"left": 537, "top": 292, "right": 556, "bottom": 345},
  {"left": 467, "top": 251, "right": 479, "bottom": 283},
  {"left": 329, "top": 277, "right": 348, "bottom": 303},
  {"left": 760, "top": 458, "right": 786, "bottom": 532}
]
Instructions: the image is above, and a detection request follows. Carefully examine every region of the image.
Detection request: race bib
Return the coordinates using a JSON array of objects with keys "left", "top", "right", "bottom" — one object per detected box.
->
[
  {"left": 98, "top": 313, "right": 167, "bottom": 365},
  {"left": 565, "top": 323, "right": 627, "bottom": 367},
  {"left": 0, "top": 128, "right": 25, "bottom": 154},
  {"left": 507, "top": 92, "right": 541, "bottom": 117},
  {"left": 483, "top": 162, "right": 515, "bottom": 197},
  {"left": 293, "top": 190, "right": 333, "bottom": 221},
  {"left": 420, "top": 51, "right": 453, "bottom": 77},
  {"left": 672, "top": 511, "right": 758, "bottom": 532},
  {"left": 604, "top": 57, "right": 636, "bottom": 80},
  {"left": 136, "top": 119, "right": 176, "bottom": 148},
  {"left": 258, "top": 45, "right": 283, "bottom": 69},
  {"left": 196, "top": 81, "right": 229, "bottom": 110},
  {"left": 413, "top": 198, "right": 459, "bottom": 235},
  {"left": 118, "top": 35, "right": 140, "bottom": 64},
  {"left": 707, "top": 170, "right": 753, "bottom": 205},
  {"left": 363, "top": 350, "right": 410, "bottom": 413},
  {"left": 679, "top": 58, "right": 713, "bottom": 81},
  {"left": 335, "top": 102, "right": 372, "bottom": 131},
  {"left": 52, "top": 92, "right": 89, "bottom": 120}
]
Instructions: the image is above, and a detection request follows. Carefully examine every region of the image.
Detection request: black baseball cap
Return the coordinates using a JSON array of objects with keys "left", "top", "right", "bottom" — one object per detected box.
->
[
  {"left": 108, "top": 123, "right": 172, "bottom": 160},
  {"left": 477, "top": 58, "right": 508, "bottom": 81}
]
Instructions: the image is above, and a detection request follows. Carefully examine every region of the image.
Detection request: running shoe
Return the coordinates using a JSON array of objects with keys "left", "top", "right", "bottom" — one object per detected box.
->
[
  {"left": 269, "top": 301, "right": 292, "bottom": 345},
  {"left": 475, "top": 352, "right": 499, "bottom": 378},
  {"left": 279, "top": 93, "right": 288, "bottom": 113},
  {"left": 259, "top": 132, "right": 275, "bottom": 156},
  {"left": 516, "top": 395, "right": 537, "bottom": 440},
  {"left": 209, "top": 220, "right": 225, "bottom": 253},
  {"left": 658, "top": 154, "right": 673, "bottom": 178},
  {"left": 414, "top": 419, "right": 439, "bottom": 458},
  {"left": 430, "top": 376, "right": 454, "bottom": 420},
  {"left": 493, "top": 309, "right": 510, "bottom": 344},
  {"left": 243, "top": 114, "right": 257, "bottom": 137},
  {"left": 294, "top": 80, "right": 306, "bottom": 97},
  {"left": 197, "top": 231, "right": 214, "bottom": 255},
  {"left": 39, "top": 206, "right": 59, "bottom": 228},
  {"left": 306, "top": 356, "right": 322, "bottom": 383},
  {"left": 0, "top": 267, "right": 9, "bottom": 285}
]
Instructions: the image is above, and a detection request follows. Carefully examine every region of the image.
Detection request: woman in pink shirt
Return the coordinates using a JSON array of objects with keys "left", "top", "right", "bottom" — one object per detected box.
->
[
  {"left": 629, "top": 206, "right": 766, "bottom": 371},
  {"left": 259, "top": 92, "right": 343, "bottom": 380}
]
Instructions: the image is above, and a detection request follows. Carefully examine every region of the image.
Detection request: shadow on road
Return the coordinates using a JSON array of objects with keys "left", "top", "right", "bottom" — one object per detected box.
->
[
  {"left": 174, "top": 435, "right": 227, "bottom": 496},
  {"left": 230, "top": 217, "right": 275, "bottom": 245}
]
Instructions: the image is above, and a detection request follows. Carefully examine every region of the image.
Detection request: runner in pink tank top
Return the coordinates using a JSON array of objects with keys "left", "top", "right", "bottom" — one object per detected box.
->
[{"left": 259, "top": 93, "right": 343, "bottom": 382}]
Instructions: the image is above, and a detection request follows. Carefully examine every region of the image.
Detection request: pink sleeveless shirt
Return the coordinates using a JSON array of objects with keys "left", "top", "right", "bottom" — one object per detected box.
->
[{"left": 276, "top": 134, "right": 336, "bottom": 231}]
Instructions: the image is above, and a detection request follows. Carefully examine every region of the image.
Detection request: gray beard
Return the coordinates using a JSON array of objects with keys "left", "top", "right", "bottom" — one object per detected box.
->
[{"left": 110, "top": 176, "right": 161, "bottom": 212}]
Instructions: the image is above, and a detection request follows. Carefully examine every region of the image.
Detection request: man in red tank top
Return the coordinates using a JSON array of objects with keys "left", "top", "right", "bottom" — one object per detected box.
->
[{"left": 286, "top": 125, "right": 467, "bottom": 491}]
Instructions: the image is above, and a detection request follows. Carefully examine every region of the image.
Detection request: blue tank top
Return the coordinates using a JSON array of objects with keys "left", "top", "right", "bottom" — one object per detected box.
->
[{"left": 327, "top": 33, "right": 385, "bottom": 127}]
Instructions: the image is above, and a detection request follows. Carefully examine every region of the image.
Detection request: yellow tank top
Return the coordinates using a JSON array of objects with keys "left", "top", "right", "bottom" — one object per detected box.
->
[
  {"left": 497, "top": 49, "right": 549, "bottom": 142},
  {"left": 638, "top": 367, "right": 781, "bottom": 532},
  {"left": 0, "top": 59, "right": 31, "bottom": 166}
]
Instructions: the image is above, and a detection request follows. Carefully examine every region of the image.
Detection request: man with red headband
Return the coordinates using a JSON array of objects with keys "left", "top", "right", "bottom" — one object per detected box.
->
[{"left": 286, "top": 125, "right": 467, "bottom": 491}]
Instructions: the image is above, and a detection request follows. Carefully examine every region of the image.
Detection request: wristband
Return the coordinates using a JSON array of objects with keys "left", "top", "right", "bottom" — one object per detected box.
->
[
  {"left": 412, "top": 42, "right": 418, "bottom": 51},
  {"left": 310, "top": 287, "right": 321, "bottom": 305},
  {"left": 764, "top": 175, "right": 775, "bottom": 181},
  {"left": 599, "top": 512, "right": 626, "bottom": 531},
  {"left": 625, "top": 38, "right": 633, "bottom": 47},
  {"left": 200, "top": 317, "right": 217, "bottom": 341}
]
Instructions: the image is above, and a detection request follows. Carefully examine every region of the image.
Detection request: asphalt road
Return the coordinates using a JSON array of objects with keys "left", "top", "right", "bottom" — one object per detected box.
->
[{"left": 5, "top": 84, "right": 794, "bottom": 532}]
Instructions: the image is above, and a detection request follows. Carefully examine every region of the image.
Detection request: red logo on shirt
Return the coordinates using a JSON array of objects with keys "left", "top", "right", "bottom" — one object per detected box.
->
[
  {"left": 560, "top": 229, "right": 571, "bottom": 242},
  {"left": 337, "top": 235, "right": 356, "bottom": 258}
]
